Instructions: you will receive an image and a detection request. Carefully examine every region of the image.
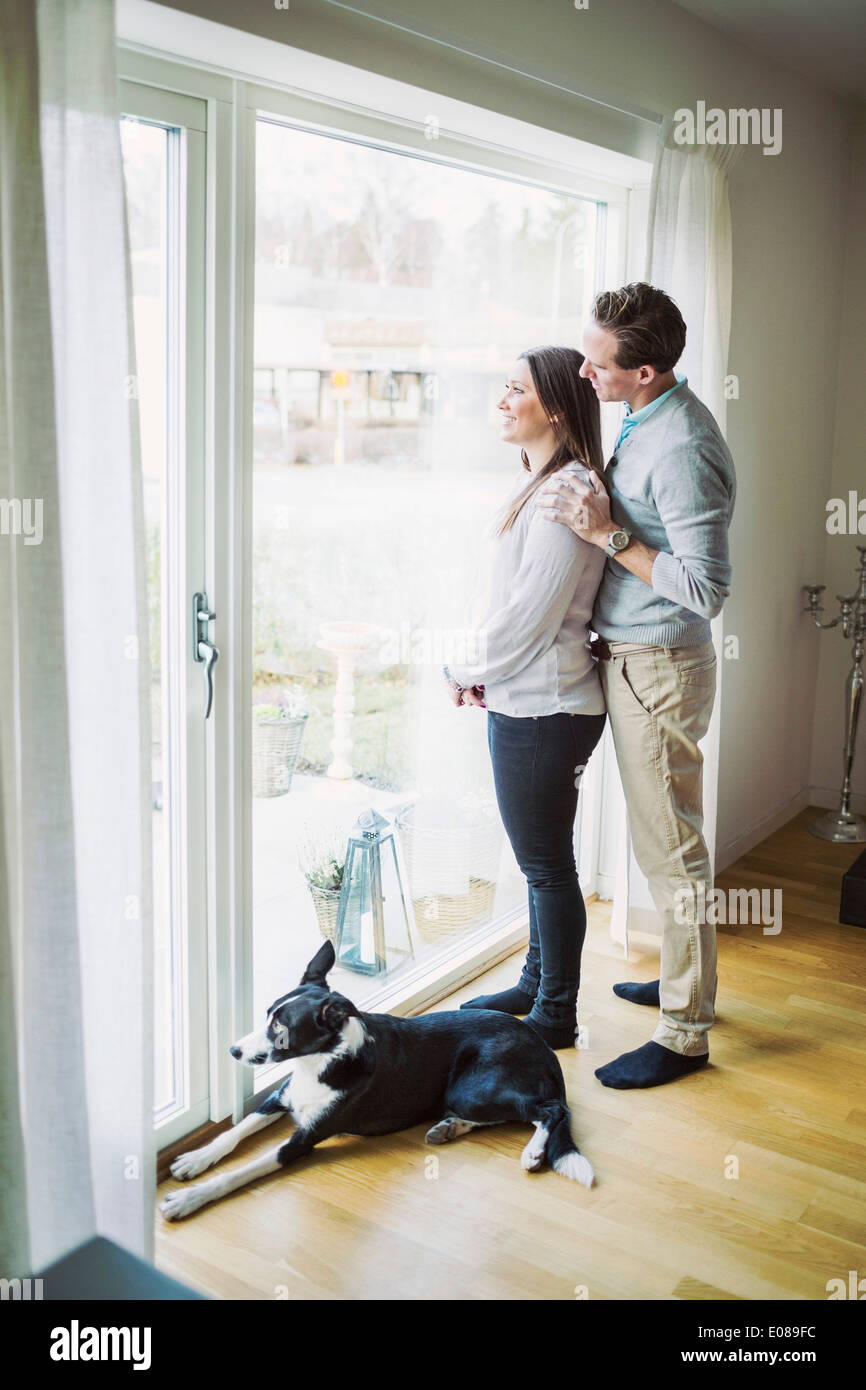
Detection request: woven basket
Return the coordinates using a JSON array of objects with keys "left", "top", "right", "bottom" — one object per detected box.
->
[
  {"left": 410, "top": 877, "right": 498, "bottom": 942},
  {"left": 395, "top": 802, "right": 502, "bottom": 942},
  {"left": 308, "top": 883, "right": 342, "bottom": 944},
  {"left": 252, "top": 714, "right": 308, "bottom": 798}
]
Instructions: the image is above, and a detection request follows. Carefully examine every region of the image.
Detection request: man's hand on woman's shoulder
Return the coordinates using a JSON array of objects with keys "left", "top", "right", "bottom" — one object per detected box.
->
[{"left": 536, "top": 465, "right": 611, "bottom": 548}]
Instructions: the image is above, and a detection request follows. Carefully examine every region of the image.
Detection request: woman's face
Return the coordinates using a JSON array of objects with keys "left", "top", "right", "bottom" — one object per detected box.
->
[{"left": 497, "top": 359, "right": 555, "bottom": 454}]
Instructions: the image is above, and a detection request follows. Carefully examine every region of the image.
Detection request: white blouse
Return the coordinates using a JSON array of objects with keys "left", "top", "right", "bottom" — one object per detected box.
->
[{"left": 448, "top": 462, "right": 606, "bottom": 717}]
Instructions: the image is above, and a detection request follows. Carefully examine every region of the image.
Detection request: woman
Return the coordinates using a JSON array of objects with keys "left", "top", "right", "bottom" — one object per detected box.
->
[{"left": 443, "top": 346, "right": 608, "bottom": 1050}]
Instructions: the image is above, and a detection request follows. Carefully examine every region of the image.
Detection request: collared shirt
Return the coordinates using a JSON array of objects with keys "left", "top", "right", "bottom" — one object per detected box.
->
[{"left": 615, "top": 370, "right": 687, "bottom": 450}]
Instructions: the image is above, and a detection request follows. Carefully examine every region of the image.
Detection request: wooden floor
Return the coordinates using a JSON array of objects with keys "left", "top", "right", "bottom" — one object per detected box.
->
[{"left": 155, "top": 807, "right": 866, "bottom": 1300}]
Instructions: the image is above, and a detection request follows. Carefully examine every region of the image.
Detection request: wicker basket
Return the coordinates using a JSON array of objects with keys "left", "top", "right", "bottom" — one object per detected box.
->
[
  {"left": 395, "top": 801, "right": 503, "bottom": 942},
  {"left": 410, "top": 877, "right": 498, "bottom": 942},
  {"left": 308, "top": 883, "right": 342, "bottom": 944},
  {"left": 252, "top": 714, "right": 308, "bottom": 798}
]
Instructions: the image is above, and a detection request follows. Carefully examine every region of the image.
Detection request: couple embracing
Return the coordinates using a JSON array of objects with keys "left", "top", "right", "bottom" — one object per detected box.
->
[{"left": 443, "top": 282, "right": 736, "bottom": 1090}]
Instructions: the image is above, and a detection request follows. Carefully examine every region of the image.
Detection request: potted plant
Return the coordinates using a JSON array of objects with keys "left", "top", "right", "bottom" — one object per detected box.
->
[
  {"left": 251, "top": 686, "right": 311, "bottom": 797},
  {"left": 298, "top": 827, "right": 346, "bottom": 944}
]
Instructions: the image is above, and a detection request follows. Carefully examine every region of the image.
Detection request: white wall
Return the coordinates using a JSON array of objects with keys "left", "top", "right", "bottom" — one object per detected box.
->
[
  {"left": 808, "top": 109, "right": 866, "bottom": 814},
  {"left": 147, "top": 0, "right": 863, "bottom": 861}
]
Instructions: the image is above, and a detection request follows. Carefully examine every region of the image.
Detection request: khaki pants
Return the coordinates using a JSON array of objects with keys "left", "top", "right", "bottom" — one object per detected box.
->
[{"left": 599, "top": 640, "right": 717, "bottom": 1057}]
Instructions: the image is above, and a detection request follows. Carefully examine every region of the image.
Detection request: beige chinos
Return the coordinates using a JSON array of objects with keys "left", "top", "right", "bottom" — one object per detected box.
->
[{"left": 599, "top": 638, "right": 718, "bottom": 1057}]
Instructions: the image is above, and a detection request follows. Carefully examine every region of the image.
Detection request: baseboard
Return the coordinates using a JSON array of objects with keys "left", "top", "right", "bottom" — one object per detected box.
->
[
  {"left": 716, "top": 788, "right": 810, "bottom": 873},
  {"left": 157, "top": 1114, "right": 234, "bottom": 1185},
  {"left": 809, "top": 785, "right": 866, "bottom": 815}
]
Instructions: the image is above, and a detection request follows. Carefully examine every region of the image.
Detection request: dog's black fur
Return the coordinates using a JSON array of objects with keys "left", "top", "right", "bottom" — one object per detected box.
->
[{"left": 160, "top": 941, "right": 591, "bottom": 1220}]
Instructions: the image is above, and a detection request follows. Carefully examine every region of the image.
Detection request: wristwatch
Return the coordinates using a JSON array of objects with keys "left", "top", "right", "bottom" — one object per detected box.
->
[{"left": 605, "top": 528, "right": 631, "bottom": 558}]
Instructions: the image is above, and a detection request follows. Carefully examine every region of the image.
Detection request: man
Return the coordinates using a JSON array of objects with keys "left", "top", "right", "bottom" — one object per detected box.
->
[{"left": 537, "top": 281, "right": 736, "bottom": 1090}]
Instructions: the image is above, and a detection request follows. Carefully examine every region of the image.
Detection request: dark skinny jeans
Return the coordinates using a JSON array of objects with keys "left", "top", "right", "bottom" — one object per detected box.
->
[{"left": 486, "top": 708, "right": 607, "bottom": 1030}]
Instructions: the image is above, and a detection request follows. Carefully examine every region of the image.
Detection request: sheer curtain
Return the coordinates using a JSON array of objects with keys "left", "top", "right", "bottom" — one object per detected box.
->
[
  {"left": 0, "top": 0, "right": 154, "bottom": 1275},
  {"left": 608, "top": 117, "right": 740, "bottom": 954}
]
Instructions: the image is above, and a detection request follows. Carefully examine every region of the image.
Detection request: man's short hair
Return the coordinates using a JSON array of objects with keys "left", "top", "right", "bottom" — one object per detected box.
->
[{"left": 591, "top": 282, "right": 686, "bottom": 373}]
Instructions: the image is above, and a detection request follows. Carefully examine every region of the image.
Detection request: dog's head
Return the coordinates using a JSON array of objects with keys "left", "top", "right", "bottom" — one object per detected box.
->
[{"left": 229, "top": 940, "right": 359, "bottom": 1066}]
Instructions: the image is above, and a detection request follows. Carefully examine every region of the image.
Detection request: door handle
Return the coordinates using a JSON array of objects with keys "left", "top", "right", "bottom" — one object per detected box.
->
[{"left": 193, "top": 591, "right": 219, "bottom": 719}]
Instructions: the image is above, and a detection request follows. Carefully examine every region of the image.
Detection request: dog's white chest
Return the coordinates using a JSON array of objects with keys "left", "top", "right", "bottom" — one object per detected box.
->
[{"left": 289, "top": 1054, "right": 341, "bottom": 1130}]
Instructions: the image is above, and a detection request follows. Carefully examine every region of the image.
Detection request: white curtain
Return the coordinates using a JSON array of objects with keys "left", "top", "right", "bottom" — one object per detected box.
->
[
  {"left": 609, "top": 118, "right": 740, "bottom": 954},
  {"left": 0, "top": 0, "right": 154, "bottom": 1276}
]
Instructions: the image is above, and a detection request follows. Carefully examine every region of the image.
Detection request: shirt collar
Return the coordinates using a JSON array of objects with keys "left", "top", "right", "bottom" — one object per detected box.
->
[{"left": 622, "top": 369, "right": 687, "bottom": 423}]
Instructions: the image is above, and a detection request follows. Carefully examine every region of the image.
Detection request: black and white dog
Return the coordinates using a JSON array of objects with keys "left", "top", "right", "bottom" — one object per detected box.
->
[{"left": 160, "top": 940, "right": 592, "bottom": 1221}]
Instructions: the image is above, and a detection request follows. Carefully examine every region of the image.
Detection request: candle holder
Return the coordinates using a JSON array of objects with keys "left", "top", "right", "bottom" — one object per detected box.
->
[
  {"left": 334, "top": 807, "right": 415, "bottom": 975},
  {"left": 802, "top": 545, "right": 866, "bottom": 842}
]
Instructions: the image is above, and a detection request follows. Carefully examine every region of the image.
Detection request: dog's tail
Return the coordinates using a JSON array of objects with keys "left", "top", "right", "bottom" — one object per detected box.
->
[{"left": 543, "top": 1103, "right": 594, "bottom": 1188}]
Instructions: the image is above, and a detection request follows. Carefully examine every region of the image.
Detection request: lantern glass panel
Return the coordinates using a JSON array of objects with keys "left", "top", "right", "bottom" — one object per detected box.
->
[{"left": 335, "top": 815, "right": 414, "bottom": 977}]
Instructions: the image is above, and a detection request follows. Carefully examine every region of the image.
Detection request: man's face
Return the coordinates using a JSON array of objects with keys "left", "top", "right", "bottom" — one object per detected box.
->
[{"left": 579, "top": 320, "right": 645, "bottom": 405}]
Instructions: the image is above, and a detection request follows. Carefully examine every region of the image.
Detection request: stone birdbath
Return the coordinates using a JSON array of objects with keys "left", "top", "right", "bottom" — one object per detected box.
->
[{"left": 316, "top": 621, "right": 380, "bottom": 780}]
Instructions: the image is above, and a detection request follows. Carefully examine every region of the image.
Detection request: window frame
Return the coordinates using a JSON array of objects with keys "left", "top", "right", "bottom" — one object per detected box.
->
[{"left": 119, "top": 80, "right": 210, "bottom": 1148}]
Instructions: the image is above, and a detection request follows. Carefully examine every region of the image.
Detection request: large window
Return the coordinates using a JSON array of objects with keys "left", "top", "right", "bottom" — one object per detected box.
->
[{"left": 250, "top": 118, "right": 609, "bottom": 1045}]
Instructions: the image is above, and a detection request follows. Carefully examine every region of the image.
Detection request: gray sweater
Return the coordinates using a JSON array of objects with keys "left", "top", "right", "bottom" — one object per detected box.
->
[
  {"left": 448, "top": 462, "right": 606, "bottom": 716},
  {"left": 592, "top": 381, "right": 736, "bottom": 645}
]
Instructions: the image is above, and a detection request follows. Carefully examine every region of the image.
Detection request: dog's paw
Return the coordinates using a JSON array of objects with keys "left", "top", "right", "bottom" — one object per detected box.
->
[
  {"left": 170, "top": 1149, "right": 213, "bottom": 1181},
  {"left": 520, "top": 1146, "right": 546, "bottom": 1172},
  {"left": 159, "top": 1185, "right": 210, "bottom": 1221},
  {"left": 425, "top": 1118, "right": 463, "bottom": 1144}
]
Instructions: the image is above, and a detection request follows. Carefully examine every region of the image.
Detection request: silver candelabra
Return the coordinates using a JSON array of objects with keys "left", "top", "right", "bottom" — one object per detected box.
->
[{"left": 803, "top": 544, "right": 866, "bottom": 842}]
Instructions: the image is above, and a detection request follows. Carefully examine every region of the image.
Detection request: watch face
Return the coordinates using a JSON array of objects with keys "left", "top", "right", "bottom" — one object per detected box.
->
[{"left": 611, "top": 530, "right": 629, "bottom": 550}]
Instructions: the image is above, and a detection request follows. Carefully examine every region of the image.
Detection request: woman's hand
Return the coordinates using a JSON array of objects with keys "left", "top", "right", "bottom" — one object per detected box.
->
[
  {"left": 443, "top": 673, "right": 486, "bottom": 708},
  {"left": 536, "top": 467, "right": 611, "bottom": 548},
  {"left": 461, "top": 684, "right": 486, "bottom": 708}
]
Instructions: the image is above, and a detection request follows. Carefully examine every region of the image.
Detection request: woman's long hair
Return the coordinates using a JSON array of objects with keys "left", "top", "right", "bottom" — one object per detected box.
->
[{"left": 497, "top": 345, "right": 603, "bottom": 536}]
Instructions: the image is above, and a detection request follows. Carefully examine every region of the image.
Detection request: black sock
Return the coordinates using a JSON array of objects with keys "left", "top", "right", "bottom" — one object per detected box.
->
[
  {"left": 522, "top": 1015, "right": 577, "bottom": 1050},
  {"left": 613, "top": 979, "right": 660, "bottom": 1007},
  {"left": 459, "top": 984, "right": 536, "bottom": 1015},
  {"left": 595, "top": 1039, "right": 708, "bottom": 1090}
]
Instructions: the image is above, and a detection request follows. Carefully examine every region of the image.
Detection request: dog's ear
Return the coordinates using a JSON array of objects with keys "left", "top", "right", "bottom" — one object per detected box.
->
[
  {"left": 317, "top": 995, "right": 351, "bottom": 1033},
  {"left": 301, "top": 939, "right": 335, "bottom": 984}
]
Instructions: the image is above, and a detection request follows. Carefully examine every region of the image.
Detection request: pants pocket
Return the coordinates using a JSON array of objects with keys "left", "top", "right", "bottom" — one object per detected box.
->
[
  {"left": 619, "top": 655, "right": 658, "bottom": 717},
  {"left": 675, "top": 653, "right": 716, "bottom": 689}
]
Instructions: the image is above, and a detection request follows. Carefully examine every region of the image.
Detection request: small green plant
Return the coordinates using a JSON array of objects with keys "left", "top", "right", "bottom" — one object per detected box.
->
[
  {"left": 304, "top": 856, "right": 344, "bottom": 892},
  {"left": 252, "top": 702, "right": 285, "bottom": 721},
  {"left": 298, "top": 825, "right": 347, "bottom": 893},
  {"left": 252, "top": 686, "right": 311, "bottom": 721}
]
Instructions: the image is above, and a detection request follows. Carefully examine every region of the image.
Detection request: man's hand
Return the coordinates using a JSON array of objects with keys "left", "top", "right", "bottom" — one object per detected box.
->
[
  {"left": 536, "top": 469, "right": 611, "bottom": 548},
  {"left": 537, "top": 467, "right": 659, "bottom": 586}
]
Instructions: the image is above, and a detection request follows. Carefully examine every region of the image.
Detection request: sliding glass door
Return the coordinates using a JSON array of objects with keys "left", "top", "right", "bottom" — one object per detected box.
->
[{"left": 117, "top": 50, "right": 632, "bottom": 1143}]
